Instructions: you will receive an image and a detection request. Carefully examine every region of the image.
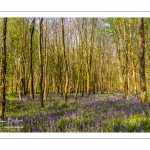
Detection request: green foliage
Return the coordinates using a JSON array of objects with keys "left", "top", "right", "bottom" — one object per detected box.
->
[
  {"left": 74, "top": 117, "right": 92, "bottom": 130},
  {"left": 6, "top": 93, "right": 18, "bottom": 101},
  {"left": 113, "top": 115, "right": 150, "bottom": 132},
  {"left": 56, "top": 117, "right": 73, "bottom": 132},
  {"left": 58, "top": 102, "right": 68, "bottom": 109}
]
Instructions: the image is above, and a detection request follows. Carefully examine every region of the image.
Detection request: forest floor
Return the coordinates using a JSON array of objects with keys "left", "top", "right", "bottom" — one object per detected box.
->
[{"left": 1, "top": 93, "right": 150, "bottom": 132}]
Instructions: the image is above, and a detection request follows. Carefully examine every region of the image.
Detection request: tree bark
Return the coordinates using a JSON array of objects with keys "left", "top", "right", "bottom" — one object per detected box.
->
[
  {"left": 19, "top": 19, "right": 27, "bottom": 100},
  {"left": 61, "top": 18, "right": 69, "bottom": 102},
  {"left": 44, "top": 19, "right": 48, "bottom": 101},
  {"left": 138, "top": 18, "right": 148, "bottom": 105},
  {"left": 38, "top": 18, "right": 44, "bottom": 108},
  {"left": 29, "top": 18, "right": 35, "bottom": 101},
  {"left": 122, "top": 18, "right": 129, "bottom": 99},
  {"left": 0, "top": 18, "right": 7, "bottom": 120}
]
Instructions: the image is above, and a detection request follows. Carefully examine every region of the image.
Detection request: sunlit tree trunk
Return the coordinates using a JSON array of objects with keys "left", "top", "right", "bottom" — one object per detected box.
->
[
  {"left": 74, "top": 67, "right": 81, "bottom": 99},
  {"left": 44, "top": 19, "right": 48, "bottom": 100},
  {"left": 29, "top": 18, "right": 35, "bottom": 101},
  {"left": 128, "top": 19, "right": 138, "bottom": 98},
  {"left": 19, "top": 22, "right": 24, "bottom": 100},
  {"left": 138, "top": 18, "right": 148, "bottom": 105},
  {"left": 61, "top": 18, "right": 69, "bottom": 102},
  {"left": 132, "top": 63, "right": 138, "bottom": 97},
  {"left": 19, "top": 19, "right": 27, "bottom": 100},
  {"left": 38, "top": 18, "right": 44, "bottom": 108},
  {"left": 0, "top": 18, "right": 7, "bottom": 120},
  {"left": 83, "top": 18, "right": 91, "bottom": 96},
  {"left": 122, "top": 18, "right": 129, "bottom": 99}
]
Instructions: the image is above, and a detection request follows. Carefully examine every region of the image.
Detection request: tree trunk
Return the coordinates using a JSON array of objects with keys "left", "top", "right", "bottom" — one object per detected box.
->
[
  {"left": 122, "top": 18, "right": 129, "bottom": 99},
  {"left": 74, "top": 70, "right": 80, "bottom": 99},
  {"left": 38, "top": 18, "right": 44, "bottom": 108},
  {"left": 29, "top": 18, "right": 35, "bottom": 101},
  {"left": 138, "top": 18, "right": 148, "bottom": 105},
  {"left": 0, "top": 18, "right": 7, "bottom": 120},
  {"left": 132, "top": 63, "right": 138, "bottom": 98},
  {"left": 61, "top": 18, "right": 69, "bottom": 102},
  {"left": 44, "top": 19, "right": 49, "bottom": 100},
  {"left": 19, "top": 19, "right": 26, "bottom": 100}
]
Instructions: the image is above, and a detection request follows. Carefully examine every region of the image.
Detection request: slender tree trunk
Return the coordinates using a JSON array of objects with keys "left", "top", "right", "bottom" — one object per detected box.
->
[
  {"left": 129, "top": 19, "right": 138, "bottom": 98},
  {"left": 44, "top": 19, "right": 48, "bottom": 100},
  {"left": 0, "top": 18, "right": 7, "bottom": 120},
  {"left": 138, "top": 18, "right": 148, "bottom": 105},
  {"left": 19, "top": 19, "right": 26, "bottom": 100},
  {"left": 38, "top": 18, "right": 44, "bottom": 108},
  {"left": 132, "top": 64, "right": 138, "bottom": 98},
  {"left": 122, "top": 18, "right": 129, "bottom": 99},
  {"left": 61, "top": 18, "right": 69, "bottom": 102},
  {"left": 29, "top": 18, "right": 35, "bottom": 101},
  {"left": 74, "top": 70, "right": 80, "bottom": 99}
]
